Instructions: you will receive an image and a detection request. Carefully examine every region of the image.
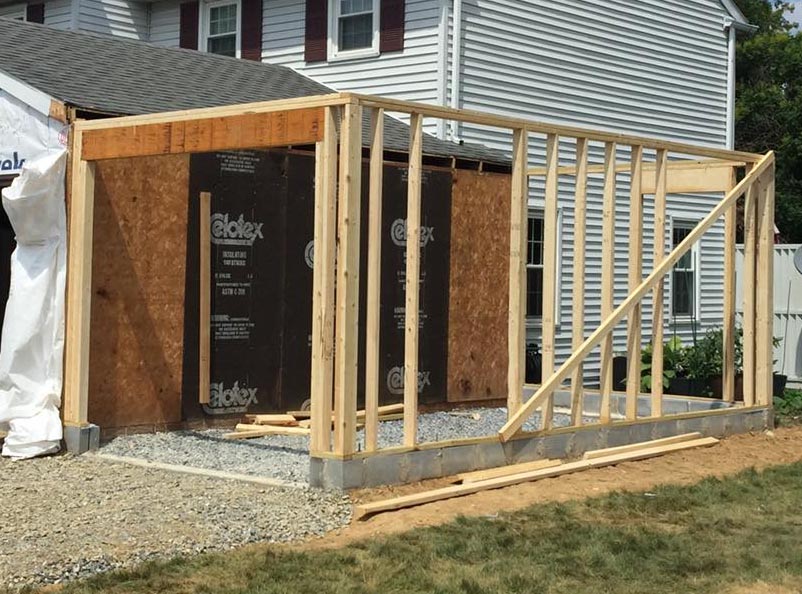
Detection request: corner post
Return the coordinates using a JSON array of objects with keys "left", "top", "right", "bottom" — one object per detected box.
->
[
  {"left": 63, "top": 126, "right": 95, "bottom": 430},
  {"left": 755, "top": 161, "right": 776, "bottom": 406}
]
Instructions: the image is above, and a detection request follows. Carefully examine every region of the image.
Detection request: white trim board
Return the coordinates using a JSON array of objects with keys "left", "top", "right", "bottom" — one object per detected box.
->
[{"left": 0, "top": 66, "right": 57, "bottom": 117}]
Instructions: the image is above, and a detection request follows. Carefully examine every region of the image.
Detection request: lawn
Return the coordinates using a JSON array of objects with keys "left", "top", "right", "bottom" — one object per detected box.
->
[{"left": 41, "top": 462, "right": 802, "bottom": 594}]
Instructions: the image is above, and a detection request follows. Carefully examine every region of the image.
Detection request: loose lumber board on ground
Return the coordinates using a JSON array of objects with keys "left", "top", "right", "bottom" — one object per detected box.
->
[
  {"left": 288, "top": 403, "right": 404, "bottom": 421},
  {"left": 456, "top": 459, "right": 563, "bottom": 484},
  {"left": 582, "top": 432, "right": 702, "bottom": 460},
  {"left": 224, "top": 426, "right": 311, "bottom": 440},
  {"left": 242, "top": 414, "right": 299, "bottom": 426},
  {"left": 354, "top": 436, "right": 719, "bottom": 520}
]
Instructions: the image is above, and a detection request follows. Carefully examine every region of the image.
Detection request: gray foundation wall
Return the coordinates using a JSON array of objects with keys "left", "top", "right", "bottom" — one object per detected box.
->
[{"left": 310, "top": 404, "right": 772, "bottom": 490}]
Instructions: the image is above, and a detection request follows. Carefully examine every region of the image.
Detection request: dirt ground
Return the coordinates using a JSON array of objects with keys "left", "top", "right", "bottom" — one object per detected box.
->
[{"left": 300, "top": 424, "right": 802, "bottom": 551}]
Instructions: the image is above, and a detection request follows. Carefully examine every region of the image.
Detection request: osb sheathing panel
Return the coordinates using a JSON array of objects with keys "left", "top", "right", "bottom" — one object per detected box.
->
[
  {"left": 447, "top": 169, "right": 511, "bottom": 402},
  {"left": 88, "top": 154, "right": 189, "bottom": 428}
]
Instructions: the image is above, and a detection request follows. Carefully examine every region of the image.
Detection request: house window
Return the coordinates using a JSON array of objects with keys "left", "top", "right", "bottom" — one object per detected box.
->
[
  {"left": 329, "top": 0, "right": 379, "bottom": 59},
  {"left": 526, "top": 214, "right": 544, "bottom": 318},
  {"left": 671, "top": 220, "right": 700, "bottom": 319},
  {"left": 204, "top": 0, "right": 239, "bottom": 57}
]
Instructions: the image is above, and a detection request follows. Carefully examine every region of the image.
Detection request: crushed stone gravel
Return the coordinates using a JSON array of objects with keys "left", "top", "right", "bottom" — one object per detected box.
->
[
  {"left": 98, "top": 408, "right": 597, "bottom": 486},
  {"left": 0, "top": 453, "right": 351, "bottom": 590}
]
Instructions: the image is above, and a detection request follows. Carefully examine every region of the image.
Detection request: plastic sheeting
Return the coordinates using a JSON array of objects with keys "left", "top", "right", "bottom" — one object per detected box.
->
[{"left": 0, "top": 150, "right": 67, "bottom": 458}]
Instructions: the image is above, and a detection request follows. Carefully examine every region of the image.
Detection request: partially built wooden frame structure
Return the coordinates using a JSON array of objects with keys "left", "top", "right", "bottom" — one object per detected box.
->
[{"left": 64, "top": 92, "right": 775, "bottom": 489}]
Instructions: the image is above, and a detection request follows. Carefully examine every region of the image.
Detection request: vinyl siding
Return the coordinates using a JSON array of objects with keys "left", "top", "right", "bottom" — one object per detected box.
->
[
  {"left": 448, "top": 0, "right": 732, "bottom": 383},
  {"left": 262, "top": 0, "right": 441, "bottom": 105},
  {"left": 78, "top": 0, "right": 149, "bottom": 39},
  {"left": 44, "top": 0, "right": 73, "bottom": 28},
  {"left": 0, "top": 4, "right": 26, "bottom": 19},
  {"left": 149, "top": 0, "right": 180, "bottom": 47}
]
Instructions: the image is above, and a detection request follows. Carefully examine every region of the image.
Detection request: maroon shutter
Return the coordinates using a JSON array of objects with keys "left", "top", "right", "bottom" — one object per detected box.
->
[
  {"left": 380, "top": 0, "right": 405, "bottom": 53},
  {"left": 179, "top": 1, "right": 200, "bottom": 50},
  {"left": 304, "top": 0, "right": 327, "bottom": 62},
  {"left": 241, "top": 0, "right": 262, "bottom": 61},
  {"left": 25, "top": 3, "right": 44, "bottom": 23}
]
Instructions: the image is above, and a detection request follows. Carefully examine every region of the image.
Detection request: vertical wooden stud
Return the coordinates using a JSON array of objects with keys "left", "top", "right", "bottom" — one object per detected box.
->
[
  {"left": 63, "top": 129, "right": 95, "bottom": 427},
  {"left": 507, "top": 128, "right": 528, "bottom": 418},
  {"left": 651, "top": 148, "right": 668, "bottom": 417},
  {"left": 722, "top": 168, "right": 738, "bottom": 403},
  {"left": 365, "top": 108, "right": 384, "bottom": 452},
  {"left": 570, "top": 138, "right": 589, "bottom": 426},
  {"left": 198, "top": 191, "right": 211, "bottom": 405},
  {"left": 403, "top": 113, "right": 424, "bottom": 448},
  {"left": 332, "top": 102, "right": 362, "bottom": 456},
  {"left": 625, "top": 145, "right": 644, "bottom": 420},
  {"left": 755, "top": 165, "right": 776, "bottom": 406},
  {"left": 541, "top": 134, "right": 559, "bottom": 429},
  {"left": 599, "top": 141, "right": 616, "bottom": 423},
  {"left": 310, "top": 106, "right": 339, "bottom": 455},
  {"left": 742, "top": 165, "right": 758, "bottom": 407}
]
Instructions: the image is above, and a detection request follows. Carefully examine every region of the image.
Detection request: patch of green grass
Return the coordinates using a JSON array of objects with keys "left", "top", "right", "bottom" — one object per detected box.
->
[{"left": 36, "top": 463, "right": 802, "bottom": 594}]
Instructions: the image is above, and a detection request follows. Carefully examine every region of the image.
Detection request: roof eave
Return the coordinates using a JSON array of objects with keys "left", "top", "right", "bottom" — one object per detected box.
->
[
  {"left": 0, "top": 66, "right": 67, "bottom": 122},
  {"left": 720, "top": 0, "right": 758, "bottom": 32}
]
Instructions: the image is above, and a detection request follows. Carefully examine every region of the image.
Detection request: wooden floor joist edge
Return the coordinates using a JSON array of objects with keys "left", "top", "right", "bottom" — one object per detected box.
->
[{"left": 354, "top": 436, "right": 719, "bottom": 520}]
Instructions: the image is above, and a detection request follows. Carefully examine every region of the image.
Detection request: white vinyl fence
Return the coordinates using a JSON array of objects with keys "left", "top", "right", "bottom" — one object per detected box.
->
[{"left": 736, "top": 244, "right": 802, "bottom": 384}]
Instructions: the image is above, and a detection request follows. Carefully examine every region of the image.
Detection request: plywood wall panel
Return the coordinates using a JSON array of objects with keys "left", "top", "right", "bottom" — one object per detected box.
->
[
  {"left": 88, "top": 154, "right": 190, "bottom": 428},
  {"left": 447, "top": 170, "right": 511, "bottom": 403}
]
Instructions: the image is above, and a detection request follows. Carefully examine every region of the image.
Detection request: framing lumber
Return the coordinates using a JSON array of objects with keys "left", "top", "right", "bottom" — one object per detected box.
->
[
  {"left": 404, "top": 113, "right": 424, "bottom": 448},
  {"left": 226, "top": 426, "right": 311, "bottom": 440},
  {"left": 63, "top": 130, "right": 95, "bottom": 427},
  {"left": 242, "top": 414, "right": 299, "bottom": 426},
  {"left": 599, "top": 142, "right": 617, "bottom": 423},
  {"left": 541, "top": 134, "right": 559, "bottom": 429},
  {"left": 651, "top": 149, "right": 668, "bottom": 417},
  {"left": 498, "top": 152, "right": 774, "bottom": 441},
  {"left": 626, "top": 146, "right": 644, "bottom": 420},
  {"left": 570, "top": 138, "right": 589, "bottom": 426},
  {"left": 355, "top": 437, "right": 719, "bottom": 519},
  {"left": 529, "top": 159, "right": 743, "bottom": 195},
  {"left": 456, "top": 459, "right": 562, "bottom": 484},
  {"left": 198, "top": 191, "right": 211, "bottom": 405},
  {"left": 81, "top": 108, "right": 324, "bottom": 161},
  {"left": 722, "top": 169, "right": 738, "bottom": 403},
  {"left": 742, "top": 165, "right": 758, "bottom": 407},
  {"left": 332, "top": 103, "right": 363, "bottom": 456},
  {"left": 755, "top": 167, "right": 776, "bottom": 406},
  {"left": 353, "top": 94, "right": 762, "bottom": 163},
  {"left": 365, "top": 108, "right": 384, "bottom": 452},
  {"left": 310, "top": 106, "right": 339, "bottom": 455},
  {"left": 507, "top": 128, "right": 528, "bottom": 418},
  {"left": 581, "top": 432, "right": 702, "bottom": 459}
]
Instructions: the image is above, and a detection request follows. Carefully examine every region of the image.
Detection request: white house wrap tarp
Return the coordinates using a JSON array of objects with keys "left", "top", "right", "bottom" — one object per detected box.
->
[{"left": 0, "top": 151, "right": 67, "bottom": 458}]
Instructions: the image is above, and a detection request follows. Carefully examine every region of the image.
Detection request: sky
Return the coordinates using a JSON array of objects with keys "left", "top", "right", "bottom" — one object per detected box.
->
[{"left": 788, "top": 1, "right": 802, "bottom": 27}]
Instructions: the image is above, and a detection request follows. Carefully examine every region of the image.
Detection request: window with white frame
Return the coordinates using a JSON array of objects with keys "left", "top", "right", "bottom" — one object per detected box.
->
[
  {"left": 671, "top": 220, "right": 700, "bottom": 319},
  {"left": 329, "top": 0, "right": 379, "bottom": 58},
  {"left": 526, "top": 214, "right": 545, "bottom": 318},
  {"left": 203, "top": 0, "right": 239, "bottom": 57}
]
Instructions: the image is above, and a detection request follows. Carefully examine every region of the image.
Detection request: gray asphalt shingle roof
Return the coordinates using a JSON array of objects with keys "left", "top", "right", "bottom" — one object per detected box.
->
[{"left": 0, "top": 19, "right": 508, "bottom": 164}]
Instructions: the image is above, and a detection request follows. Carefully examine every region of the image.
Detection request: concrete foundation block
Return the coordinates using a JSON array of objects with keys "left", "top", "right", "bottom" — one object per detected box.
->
[
  {"left": 475, "top": 441, "right": 509, "bottom": 469},
  {"left": 677, "top": 416, "right": 706, "bottom": 435},
  {"left": 505, "top": 436, "right": 542, "bottom": 464},
  {"left": 541, "top": 431, "right": 574, "bottom": 460},
  {"left": 571, "top": 428, "right": 605, "bottom": 457},
  {"left": 405, "top": 449, "right": 443, "bottom": 483},
  {"left": 364, "top": 453, "right": 405, "bottom": 487},
  {"left": 441, "top": 445, "right": 478, "bottom": 477},
  {"left": 64, "top": 424, "right": 100, "bottom": 455}
]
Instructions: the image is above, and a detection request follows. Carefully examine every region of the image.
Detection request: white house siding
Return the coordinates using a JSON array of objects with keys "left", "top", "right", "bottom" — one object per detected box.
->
[
  {"left": 448, "top": 0, "right": 733, "bottom": 384},
  {"left": 78, "top": 0, "right": 149, "bottom": 39},
  {"left": 262, "top": 0, "right": 442, "bottom": 106},
  {"left": 0, "top": 4, "right": 25, "bottom": 18},
  {"left": 44, "top": 0, "right": 73, "bottom": 28},
  {"left": 149, "top": 0, "right": 180, "bottom": 47}
]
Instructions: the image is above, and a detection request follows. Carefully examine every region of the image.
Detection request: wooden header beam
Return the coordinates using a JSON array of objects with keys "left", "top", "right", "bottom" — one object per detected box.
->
[{"left": 81, "top": 107, "right": 324, "bottom": 161}]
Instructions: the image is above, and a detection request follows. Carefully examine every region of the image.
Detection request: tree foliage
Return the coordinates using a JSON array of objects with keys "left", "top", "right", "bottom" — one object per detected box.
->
[{"left": 734, "top": 0, "right": 802, "bottom": 241}]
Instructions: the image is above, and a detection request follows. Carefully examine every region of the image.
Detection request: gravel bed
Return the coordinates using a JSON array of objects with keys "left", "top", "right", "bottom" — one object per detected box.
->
[
  {"left": 98, "top": 408, "right": 598, "bottom": 486},
  {"left": 0, "top": 454, "right": 351, "bottom": 590}
]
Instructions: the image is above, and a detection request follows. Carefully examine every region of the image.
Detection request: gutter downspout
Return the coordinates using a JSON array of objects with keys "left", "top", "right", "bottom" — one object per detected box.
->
[
  {"left": 725, "top": 19, "right": 736, "bottom": 150},
  {"left": 449, "top": 0, "right": 462, "bottom": 142}
]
